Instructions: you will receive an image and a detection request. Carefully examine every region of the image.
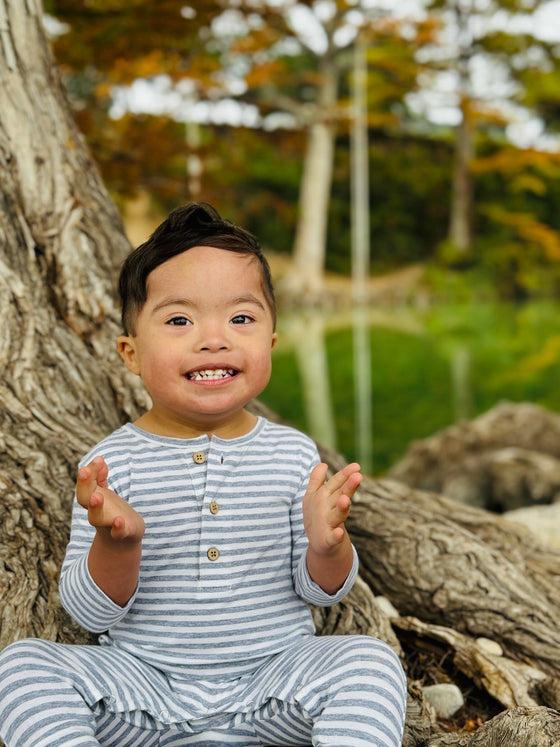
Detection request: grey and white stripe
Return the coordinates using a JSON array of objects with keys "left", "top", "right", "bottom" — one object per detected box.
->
[
  {"left": 0, "top": 417, "right": 407, "bottom": 745},
  {"left": 0, "top": 635, "right": 406, "bottom": 746}
]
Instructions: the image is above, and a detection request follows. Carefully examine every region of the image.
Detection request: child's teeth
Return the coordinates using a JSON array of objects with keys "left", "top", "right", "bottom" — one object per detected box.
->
[{"left": 191, "top": 369, "right": 234, "bottom": 380}]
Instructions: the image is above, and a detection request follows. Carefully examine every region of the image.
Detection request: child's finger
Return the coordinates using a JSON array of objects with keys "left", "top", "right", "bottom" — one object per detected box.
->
[
  {"left": 89, "top": 491, "right": 104, "bottom": 509},
  {"left": 76, "top": 465, "right": 96, "bottom": 508},
  {"left": 324, "top": 463, "right": 361, "bottom": 495},
  {"left": 92, "top": 456, "right": 109, "bottom": 489},
  {"left": 86, "top": 492, "right": 111, "bottom": 528},
  {"left": 110, "top": 516, "right": 127, "bottom": 540},
  {"left": 327, "top": 493, "right": 351, "bottom": 526},
  {"left": 342, "top": 471, "right": 363, "bottom": 499},
  {"left": 323, "top": 523, "right": 346, "bottom": 549},
  {"left": 307, "top": 463, "right": 329, "bottom": 494},
  {"left": 337, "top": 493, "right": 351, "bottom": 513}
]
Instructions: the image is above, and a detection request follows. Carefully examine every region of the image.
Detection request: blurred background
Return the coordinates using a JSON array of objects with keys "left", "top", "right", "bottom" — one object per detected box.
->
[{"left": 44, "top": 0, "right": 560, "bottom": 476}]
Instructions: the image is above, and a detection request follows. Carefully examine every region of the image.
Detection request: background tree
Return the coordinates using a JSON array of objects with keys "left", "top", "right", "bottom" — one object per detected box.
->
[
  {"left": 422, "top": 0, "right": 558, "bottom": 259},
  {"left": 47, "top": 0, "right": 435, "bottom": 294},
  {"left": 43, "top": 0, "right": 224, "bottom": 207},
  {"left": 46, "top": 0, "right": 560, "bottom": 300},
  {"left": 0, "top": 0, "right": 147, "bottom": 646},
  {"left": 473, "top": 142, "right": 560, "bottom": 298}
]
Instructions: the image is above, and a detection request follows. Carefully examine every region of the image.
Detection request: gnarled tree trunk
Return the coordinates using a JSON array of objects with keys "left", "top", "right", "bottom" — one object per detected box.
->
[
  {"left": 1, "top": 2, "right": 560, "bottom": 745},
  {"left": 0, "top": 0, "right": 148, "bottom": 648}
]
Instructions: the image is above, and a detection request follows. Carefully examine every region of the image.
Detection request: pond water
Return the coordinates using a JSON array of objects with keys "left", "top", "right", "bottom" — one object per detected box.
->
[{"left": 259, "top": 301, "right": 560, "bottom": 476}]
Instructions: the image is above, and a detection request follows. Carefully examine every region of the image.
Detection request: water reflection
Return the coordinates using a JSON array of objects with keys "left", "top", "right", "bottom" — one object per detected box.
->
[
  {"left": 450, "top": 345, "right": 472, "bottom": 422},
  {"left": 265, "top": 302, "right": 560, "bottom": 476},
  {"left": 352, "top": 308, "right": 372, "bottom": 474},
  {"left": 275, "top": 307, "right": 423, "bottom": 472},
  {"left": 282, "top": 314, "right": 337, "bottom": 451}
]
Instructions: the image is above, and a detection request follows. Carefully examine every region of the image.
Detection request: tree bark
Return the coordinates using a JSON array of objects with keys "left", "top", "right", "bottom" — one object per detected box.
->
[
  {"left": 448, "top": 95, "right": 473, "bottom": 255},
  {"left": 389, "top": 401, "right": 560, "bottom": 511},
  {"left": 0, "top": 0, "right": 148, "bottom": 649},
  {"left": 1, "top": 3, "right": 560, "bottom": 746},
  {"left": 279, "top": 54, "right": 338, "bottom": 300},
  {"left": 447, "top": 0, "right": 474, "bottom": 257}
]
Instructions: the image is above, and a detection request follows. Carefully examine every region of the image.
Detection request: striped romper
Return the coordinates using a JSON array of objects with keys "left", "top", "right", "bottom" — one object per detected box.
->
[{"left": 0, "top": 417, "right": 406, "bottom": 746}]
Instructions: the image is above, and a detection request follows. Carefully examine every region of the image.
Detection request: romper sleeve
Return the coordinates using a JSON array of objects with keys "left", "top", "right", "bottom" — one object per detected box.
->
[
  {"left": 290, "top": 441, "right": 359, "bottom": 607},
  {"left": 58, "top": 447, "right": 138, "bottom": 633}
]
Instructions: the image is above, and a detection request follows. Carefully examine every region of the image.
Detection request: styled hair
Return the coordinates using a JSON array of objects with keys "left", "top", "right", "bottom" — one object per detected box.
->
[{"left": 118, "top": 202, "right": 276, "bottom": 335}]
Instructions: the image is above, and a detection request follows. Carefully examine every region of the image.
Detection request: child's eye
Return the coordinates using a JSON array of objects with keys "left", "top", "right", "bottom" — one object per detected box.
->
[
  {"left": 231, "top": 314, "right": 254, "bottom": 325},
  {"left": 167, "top": 316, "right": 192, "bottom": 326}
]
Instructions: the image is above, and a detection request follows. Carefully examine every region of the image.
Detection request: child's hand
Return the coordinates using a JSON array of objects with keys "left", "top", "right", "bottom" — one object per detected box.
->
[
  {"left": 303, "top": 462, "right": 362, "bottom": 556},
  {"left": 76, "top": 456, "right": 145, "bottom": 543}
]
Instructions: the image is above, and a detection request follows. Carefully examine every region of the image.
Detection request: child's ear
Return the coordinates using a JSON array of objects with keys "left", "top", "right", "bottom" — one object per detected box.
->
[
  {"left": 271, "top": 332, "right": 278, "bottom": 350},
  {"left": 117, "top": 336, "right": 141, "bottom": 376}
]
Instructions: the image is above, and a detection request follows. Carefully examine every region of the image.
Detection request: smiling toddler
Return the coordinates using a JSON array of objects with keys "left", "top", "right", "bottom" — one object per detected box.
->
[{"left": 0, "top": 203, "right": 406, "bottom": 747}]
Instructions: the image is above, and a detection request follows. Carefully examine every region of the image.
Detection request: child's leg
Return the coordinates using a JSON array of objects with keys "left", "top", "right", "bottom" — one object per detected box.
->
[
  {"left": 158, "top": 724, "right": 261, "bottom": 746},
  {"left": 0, "top": 639, "right": 160, "bottom": 747},
  {"left": 247, "top": 635, "right": 407, "bottom": 747},
  {"left": 0, "top": 639, "right": 98, "bottom": 746}
]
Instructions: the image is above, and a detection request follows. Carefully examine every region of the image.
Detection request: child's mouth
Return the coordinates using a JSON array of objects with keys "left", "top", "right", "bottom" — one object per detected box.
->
[{"left": 186, "top": 368, "right": 238, "bottom": 381}]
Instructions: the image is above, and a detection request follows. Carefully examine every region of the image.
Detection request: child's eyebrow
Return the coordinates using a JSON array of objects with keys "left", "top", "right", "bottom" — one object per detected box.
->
[
  {"left": 150, "top": 297, "right": 193, "bottom": 314},
  {"left": 231, "top": 295, "right": 266, "bottom": 310},
  {"left": 150, "top": 294, "right": 266, "bottom": 314}
]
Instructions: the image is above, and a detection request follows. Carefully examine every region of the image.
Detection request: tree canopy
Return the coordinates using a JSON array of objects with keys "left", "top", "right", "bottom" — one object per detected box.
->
[{"left": 45, "top": 0, "right": 560, "bottom": 299}]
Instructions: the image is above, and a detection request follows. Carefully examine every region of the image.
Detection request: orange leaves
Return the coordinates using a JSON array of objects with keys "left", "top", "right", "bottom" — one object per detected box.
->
[
  {"left": 485, "top": 206, "right": 560, "bottom": 262},
  {"left": 245, "top": 60, "right": 287, "bottom": 89},
  {"left": 512, "top": 215, "right": 560, "bottom": 262},
  {"left": 110, "top": 50, "right": 177, "bottom": 82},
  {"left": 473, "top": 148, "right": 560, "bottom": 177},
  {"left": 230, "top": 25, "right": 282, "bottom": 56}
]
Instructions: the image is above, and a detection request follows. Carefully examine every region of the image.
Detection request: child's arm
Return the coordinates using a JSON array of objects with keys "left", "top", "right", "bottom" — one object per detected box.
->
[
  {"left": 303, "top": 462, "right": 362, "bottom": 595},
  {"left": 76, "top": 455, "right": 145, "bottom": 607}
]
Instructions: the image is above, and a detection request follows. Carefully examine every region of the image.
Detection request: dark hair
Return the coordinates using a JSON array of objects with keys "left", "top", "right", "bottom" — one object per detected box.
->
[{"left": 118, "top": 202, "right": 276, "bottom": 335}]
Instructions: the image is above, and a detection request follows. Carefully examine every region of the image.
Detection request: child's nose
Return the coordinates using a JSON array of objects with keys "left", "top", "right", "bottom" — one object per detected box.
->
[{"left": 195, "top": 323, "right": 232, "bottom": 352}]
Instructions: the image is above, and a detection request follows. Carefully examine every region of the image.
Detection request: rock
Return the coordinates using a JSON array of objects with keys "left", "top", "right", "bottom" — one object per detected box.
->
[
  {"left": 422, "top": 684, "right": 464, "bottom": 719},
  {"left": 475, "top": 637, "right": 503, "bottom": 656},
  {"left": 504, "top": 503, "right": 560, "bottom": 548},
  {"left": 374, "top": 595, "right": 400, "bottom": 618}
]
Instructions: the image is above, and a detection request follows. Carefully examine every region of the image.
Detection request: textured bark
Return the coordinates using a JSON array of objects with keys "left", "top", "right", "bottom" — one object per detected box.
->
[
  {"left": 0, "top": 0, "right": 148, "bottom": 649},
  {"left": 389, "top": 401, "right": 560, "bottom": 511},
  {"left": 348, "top": 479, "right": 560, "bottom": 678},
  {"left": 427, "top": 707, "right": 560, "bottom": 747},
  {"left": 1, "top": 3, "right": 560, "bottom": 746},
  {"left": 278, "top": 54, "right": 338, "bottom": 300},
  {"left": 448, "top": 97, "right": 473, "bottom": 254}
]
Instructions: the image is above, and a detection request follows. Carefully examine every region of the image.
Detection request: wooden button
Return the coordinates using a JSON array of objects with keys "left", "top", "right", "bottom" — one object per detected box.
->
[
  {"left": 209, "top": 501, "right": 219, "bottom": 515},
  {"left": 193, "top": 451, "right": 206, "bottom": 464},
  {"left": 207, "top": 547, "right": 220, "bottom": 561}
]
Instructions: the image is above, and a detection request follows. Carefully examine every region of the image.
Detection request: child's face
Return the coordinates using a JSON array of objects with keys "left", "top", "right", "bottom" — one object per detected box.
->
[{"left": 118, "top": 245, "right": 277, "bottom": 437}]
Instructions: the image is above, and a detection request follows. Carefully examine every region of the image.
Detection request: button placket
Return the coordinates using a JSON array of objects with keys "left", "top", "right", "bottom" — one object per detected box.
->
[
  {"left": 185, "top": 443, "right": 211, "bottom": 580},
  {"left": 198, "top": 449, "right": 222, "bottom": 569}
]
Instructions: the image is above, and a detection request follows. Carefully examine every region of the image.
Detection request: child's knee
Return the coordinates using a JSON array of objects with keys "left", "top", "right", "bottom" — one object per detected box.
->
[
  {"left": 335, "top": 636, "right": 407, "bottom": 697},
  {"left": 0, "top": 638, "right": 39, "bottom": 671},
  {"left": 0, "top": 639, "right": 42, "bottom": 715},
  {"left": 356, "top": 635, "right": 404, "bottom": 673},
  {"left": 0, "top": 639, "right": 59, "bottom": 694}
]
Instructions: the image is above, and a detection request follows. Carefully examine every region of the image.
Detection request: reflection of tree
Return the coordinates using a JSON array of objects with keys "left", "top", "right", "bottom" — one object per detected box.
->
[
  {"left": 450, "top": 344, "right": 472, "bottom": 422},
  {"left": 278, "top": 307, "right": 424, "bottom": 467},
  {"left": 353, "top": 308, "right": 373, "bottom": 475},
  {"left": 285, "top": 314, "right": 337, "bottom": 450}
]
